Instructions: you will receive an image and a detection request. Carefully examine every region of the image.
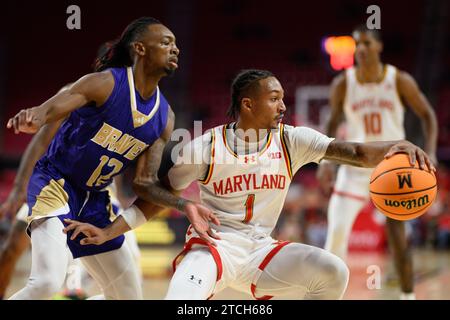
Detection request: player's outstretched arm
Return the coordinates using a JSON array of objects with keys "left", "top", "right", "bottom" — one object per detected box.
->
[
  {"left": 0, "top": 84, "right": 72, "bottom": 219},
  {"left": 63, "top": 215, "right": 132, "bottom": 245},
  {"left": 64, "top": 184, "right": 177, "bottom": 244},
  {"left": 63, "top": 108, "right": 220, "bottom": 246},
  {"left": 7, "top": 71, "right": 114, "bottom": 134},
  {"left": 63, "top": 191, "right": 220, "bottom": 246},
  {"left": 130, "top": 108, "right": 220, "bottom": 244},
  {"left": 323, "top": 140, "right": 436, "bottom": 171}
]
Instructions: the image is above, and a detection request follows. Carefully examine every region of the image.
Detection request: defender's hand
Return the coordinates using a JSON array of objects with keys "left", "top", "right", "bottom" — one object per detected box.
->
[
  {"left": 63, "top": 219, "right": 108, "bottom": 245},
  {"left": 7, "top": 107, "right": 46, "bottom": 134},
  {"left": 184, "top": 202, "right": 221, "bottom": 246}
]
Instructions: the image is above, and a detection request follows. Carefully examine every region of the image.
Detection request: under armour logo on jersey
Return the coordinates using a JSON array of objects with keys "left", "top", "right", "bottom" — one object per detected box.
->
[
  {"left": 244, "top": 155, "right": 256, "bottom": 164},
  {"left": 135, "top": 117, "right": 146, "bottom": 124},
  {"left": 189, "top": 275, "right": 203, "bottom": 286}
]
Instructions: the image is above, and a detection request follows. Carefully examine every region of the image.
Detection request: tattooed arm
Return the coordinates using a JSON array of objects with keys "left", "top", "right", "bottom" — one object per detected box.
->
[
  {"left": 323, "top": 140, "right": 435, "bottom": 171},
  {"left": 131, "top": 107, "right": 184, "bottom": 215},
  {"left": 64, "top": 107, "right": 220, "bottom": 246},
  {"left": 131, "top": 109, "right": 220, "bottom": 244}
]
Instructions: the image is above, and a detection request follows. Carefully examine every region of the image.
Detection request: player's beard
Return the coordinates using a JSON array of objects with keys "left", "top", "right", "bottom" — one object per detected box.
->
[{"left": 164, "top": 67, "right": 176, "bottom": 77}]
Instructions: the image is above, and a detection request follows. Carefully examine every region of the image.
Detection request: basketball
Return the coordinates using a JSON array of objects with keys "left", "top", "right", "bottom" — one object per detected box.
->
[{"left": 369, "top": 153, "right": 437, "bottom": 221}]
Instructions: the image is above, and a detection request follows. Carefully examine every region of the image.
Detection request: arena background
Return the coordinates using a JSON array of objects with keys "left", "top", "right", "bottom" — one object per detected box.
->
[{"left": 1, "top": 0, "right": 449, "bottom": 299}]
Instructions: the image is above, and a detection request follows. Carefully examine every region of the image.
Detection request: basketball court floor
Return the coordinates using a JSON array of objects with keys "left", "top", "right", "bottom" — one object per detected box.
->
[{"left": 5, "top": 246, "right": 450, "bottom": 300}]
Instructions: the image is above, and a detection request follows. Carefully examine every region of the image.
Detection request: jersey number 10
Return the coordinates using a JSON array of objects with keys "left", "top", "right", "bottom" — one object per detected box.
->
[{"left": 364, "top": 112, "right": 382, "bottom": 135}]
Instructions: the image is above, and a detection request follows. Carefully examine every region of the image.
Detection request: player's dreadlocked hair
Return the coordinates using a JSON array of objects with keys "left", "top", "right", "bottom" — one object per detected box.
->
[
  {"left": 227, "top": 69, "right": 274, "bottom": 119},
  {"left": 94, "top": 17, "right": 162, "bottom": 72},
  {"left": 353, "top": 24, "right": 382, "bottom": 42}
]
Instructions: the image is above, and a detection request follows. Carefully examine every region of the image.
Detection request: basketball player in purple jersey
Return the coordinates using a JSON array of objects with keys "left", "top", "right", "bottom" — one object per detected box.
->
[
  {"left": 6, "top": 17, "right": 215, "bottom": 300},
  {"left": 0, "top": 44, "right": 141, "bottom": 300}
]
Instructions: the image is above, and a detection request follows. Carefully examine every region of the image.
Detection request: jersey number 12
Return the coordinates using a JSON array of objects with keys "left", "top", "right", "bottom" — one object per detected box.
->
[{"left": 86, "top": 155, "right": 124, "bottom": 187}]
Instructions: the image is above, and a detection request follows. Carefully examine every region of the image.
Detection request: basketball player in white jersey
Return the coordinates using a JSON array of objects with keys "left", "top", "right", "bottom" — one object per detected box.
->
[
  {"left": 317, "top": 26, "right": 438, "bottom": 300},
  {"left": 63, "top": 69, "right": 434, "bottom": 300}
]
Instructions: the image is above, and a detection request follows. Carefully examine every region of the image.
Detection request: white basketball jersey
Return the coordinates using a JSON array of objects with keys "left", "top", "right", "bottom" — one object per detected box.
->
[
  {"left": 343, "top": 64, "right": 405, "bottom": 142},
  {"left": 199, "top": 124, "right": 293, "bottom": 236}
]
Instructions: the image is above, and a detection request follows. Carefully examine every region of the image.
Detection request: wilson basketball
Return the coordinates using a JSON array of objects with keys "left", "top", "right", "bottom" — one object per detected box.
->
[{"left": 369, "top": 153, "right": 437, "bottom": 221}]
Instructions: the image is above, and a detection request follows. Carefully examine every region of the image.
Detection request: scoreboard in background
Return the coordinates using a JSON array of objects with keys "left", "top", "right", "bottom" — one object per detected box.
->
[{"left": 323, "top": 36, "right": 355, "bottom": 71}]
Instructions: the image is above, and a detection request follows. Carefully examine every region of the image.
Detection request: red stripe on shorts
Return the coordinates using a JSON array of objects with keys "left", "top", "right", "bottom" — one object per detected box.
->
[
  {"left": 172, "top": 237, "right": 223, "bottom": 282},
  {"left": 251, "top": 240, "right": 291, "bottom": 300}
]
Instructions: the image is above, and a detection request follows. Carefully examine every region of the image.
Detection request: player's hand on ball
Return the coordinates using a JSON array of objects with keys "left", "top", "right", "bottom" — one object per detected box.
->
[
  {"left": 184, "top": 201, "right": 221, "bottom": 246},
  {"left": 7, "top": 106, "right": 45, "bottom": 134},
  {"left": 384, "top": 141, "right": 436, "bottom": 172},
  {"left": 63, "top": 219, "right": 107, "bottom": 245}
]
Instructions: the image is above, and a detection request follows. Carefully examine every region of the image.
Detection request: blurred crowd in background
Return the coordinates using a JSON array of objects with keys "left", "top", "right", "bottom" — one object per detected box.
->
[{"left": 1, "top": 0, "right": 449, "bottom": 251}]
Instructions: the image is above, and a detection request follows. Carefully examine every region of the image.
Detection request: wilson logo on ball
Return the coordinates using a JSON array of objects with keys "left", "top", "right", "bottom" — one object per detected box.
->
[
  {"left": 384, "top": 195, "right": 429, "bottom": 210},
  {"left": 369, "top": 154, "right": 437, "bottom": 221}
]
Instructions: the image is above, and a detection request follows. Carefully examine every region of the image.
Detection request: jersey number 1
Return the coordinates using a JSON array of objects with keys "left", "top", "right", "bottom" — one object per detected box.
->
[
  {"left": 364, "top": 112, "right": 382, "bottom": 135},
  {"left": 243, "top": 194, "right": 255, "bottom": 223}
]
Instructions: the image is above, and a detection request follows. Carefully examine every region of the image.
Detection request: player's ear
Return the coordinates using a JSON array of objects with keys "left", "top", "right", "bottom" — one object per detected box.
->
[
  {"left": 241, "top": 98, "right": 252, "bottom": 112},
  {"left": 132, "top": 42, "right": 146, "bottom": 57}
]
